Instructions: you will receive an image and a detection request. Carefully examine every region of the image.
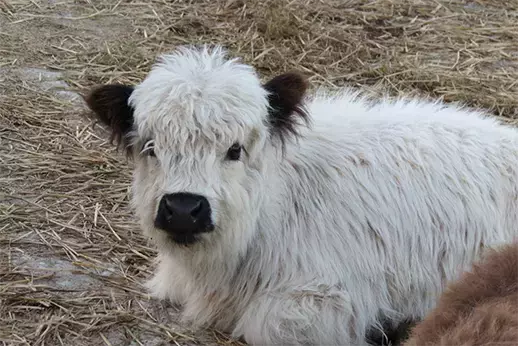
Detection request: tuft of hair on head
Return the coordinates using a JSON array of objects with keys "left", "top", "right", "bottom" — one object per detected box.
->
[
  {"left": 263, "top": 72, "right": 310, "bottom": 148},
  {"left": 84, "top": 84, "right": 135, "bottom": 156}
]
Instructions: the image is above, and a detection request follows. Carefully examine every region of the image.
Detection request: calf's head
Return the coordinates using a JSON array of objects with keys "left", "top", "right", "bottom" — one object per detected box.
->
[{"left": 86, "top": 46, "right": 308, "bottom": 248}]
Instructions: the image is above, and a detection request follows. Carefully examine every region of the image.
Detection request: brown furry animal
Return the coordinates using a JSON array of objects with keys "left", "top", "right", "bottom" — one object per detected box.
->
[{"left": 403, "top": 242, "right": 518, "bottom": 346}]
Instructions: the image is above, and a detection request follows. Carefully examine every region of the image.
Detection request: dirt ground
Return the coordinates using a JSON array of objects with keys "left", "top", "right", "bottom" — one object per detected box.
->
[{"left": 1, "top": 1, "right": 517, "bottom": 345}]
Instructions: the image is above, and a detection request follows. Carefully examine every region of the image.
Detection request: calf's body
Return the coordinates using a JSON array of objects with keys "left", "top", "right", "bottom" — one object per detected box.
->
[{"left": 86, "top": 46, "right": 518, "bottom": 345}]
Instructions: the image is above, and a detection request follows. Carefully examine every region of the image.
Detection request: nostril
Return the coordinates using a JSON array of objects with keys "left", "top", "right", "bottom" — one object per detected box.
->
[
  {"left": 190, "top": 201, "right": 203, "bottom": 218},
  {"left": 164, "top": 199, "right": 176, "bottom": 215}
]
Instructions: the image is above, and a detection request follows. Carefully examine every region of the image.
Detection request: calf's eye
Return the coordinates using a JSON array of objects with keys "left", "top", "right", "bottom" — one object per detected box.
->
[
  {"left": 226, "top": 143, "right": 242, "bottom": 161},
  {"left": 141, "top": 141, "right": 156, "bottom": 158}
]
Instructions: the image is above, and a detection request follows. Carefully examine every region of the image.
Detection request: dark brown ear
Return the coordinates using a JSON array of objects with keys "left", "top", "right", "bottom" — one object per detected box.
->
[
  {"left": 263, "top": 72, "right": 309, "bottom": 146},
  {"left": 84, "top": 84, "right": 135, "bottom": 153}
]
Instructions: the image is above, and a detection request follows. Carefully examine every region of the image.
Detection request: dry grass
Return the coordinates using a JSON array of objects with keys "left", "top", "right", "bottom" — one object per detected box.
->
[{"left": 1, "top": 0, "right": 518, "bottom": 345}]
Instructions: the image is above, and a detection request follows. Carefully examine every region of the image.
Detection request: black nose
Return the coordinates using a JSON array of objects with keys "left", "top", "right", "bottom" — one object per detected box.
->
[{"left": 155, "top": 193, "right": 212, "bottom": 241}]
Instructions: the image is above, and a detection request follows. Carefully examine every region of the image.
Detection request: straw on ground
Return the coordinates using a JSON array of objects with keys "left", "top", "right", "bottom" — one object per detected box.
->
[{"left": 1, "top": 1, "right": 517, "bottom": 345}]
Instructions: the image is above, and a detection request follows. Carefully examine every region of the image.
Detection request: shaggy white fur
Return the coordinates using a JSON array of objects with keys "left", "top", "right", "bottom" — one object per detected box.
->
[{"left": 88, "top": 45, "right": 518, "bottom": 345}]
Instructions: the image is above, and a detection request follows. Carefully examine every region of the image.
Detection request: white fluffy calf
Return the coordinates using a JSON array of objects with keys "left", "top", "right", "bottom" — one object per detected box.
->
[{"left": 85, "top": 45, "right": 518, "bottom": 345}]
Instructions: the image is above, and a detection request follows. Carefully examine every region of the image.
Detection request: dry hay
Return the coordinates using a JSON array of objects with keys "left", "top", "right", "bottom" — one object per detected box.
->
[{"left": 1, "top": 0, "right": 517, "bottom": 345}]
